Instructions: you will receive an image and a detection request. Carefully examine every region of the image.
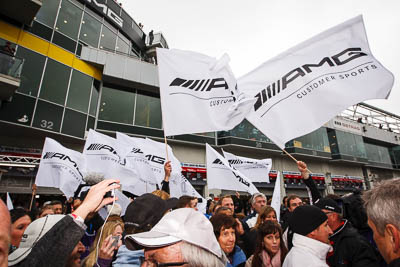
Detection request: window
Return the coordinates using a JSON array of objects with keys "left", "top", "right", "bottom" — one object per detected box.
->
[
  {"left": 116, "top": 35, "right": 129, "bottom": 54},
  {"left": 15, "top": 47, "right": 46, "bottom": 97},
  {"left": 134, "top": 91, "right": 162, "bottom": 129},
  {"left": 66, "top": 70, "right": 92, "bottom": 113},
  {"left": 62, "top": 108, "right": 87, "bottom": 138},
  {"left": 219, "top": 119, "right": 272, "bottom": 143},
  {"left": 99, "top": 85, "right": 135, "bottom": 124},
  {"left": 35, "top": 0, "right": 60, "bottom": 28},
  {"left": 99, "top": 26, "right": 117, "bottom": 51},
  {"left": 32, "top": 100, "right": 64, "bottom": 132},
  {"left": 333, "top": 130, "right": 367, "bottom": 158},
  {"left": 89, "top": 80, "right": 100, "bottom": 116},
  {"left": 39, "top": 59, "right": 71, "bottom": 105},
  {"left": 365, "top": 143, "right": 392, "bottom": 164},
  {"left": 79, "top": 12, "right": 101, "bottom": 48},
  {"left": 290, "top": 128, "right": 330, "bottom": 152},
  {"left": 0, "top": 93, "right": 36, "bottom": 125},
  {"left": 55, "top": 0, "right": 83, "bottom": 40}
]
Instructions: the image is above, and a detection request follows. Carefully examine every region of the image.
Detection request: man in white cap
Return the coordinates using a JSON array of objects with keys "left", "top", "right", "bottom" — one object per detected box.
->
[{"left": 125, "top": 208, "right": 227, "bottom": 266}]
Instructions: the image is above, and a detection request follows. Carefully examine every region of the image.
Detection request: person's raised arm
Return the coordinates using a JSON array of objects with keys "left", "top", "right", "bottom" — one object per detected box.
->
[
  {"left": 161, "top": 161, "right": 171, "bottom": 194},
  {"left": 297, "top": 161, "right": 321, "bottom": 201}
]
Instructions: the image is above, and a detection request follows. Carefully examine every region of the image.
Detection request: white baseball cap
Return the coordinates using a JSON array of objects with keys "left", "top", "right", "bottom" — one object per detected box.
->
[
  {"left": 8, "top": 215, "right": 65, "bottom": 266},
  {"left": 125, "top": 208, "right": 223, "bottom": 258}
]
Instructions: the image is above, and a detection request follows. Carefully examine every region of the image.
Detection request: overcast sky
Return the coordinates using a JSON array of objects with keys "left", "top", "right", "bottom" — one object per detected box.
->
[{"left": 120, "top": 0, "right": 400, "bottom": 116}]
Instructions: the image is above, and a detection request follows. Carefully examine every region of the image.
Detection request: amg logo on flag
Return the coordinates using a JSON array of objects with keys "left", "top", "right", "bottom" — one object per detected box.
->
[
  {"left": 212, "top": 159, "right": 250, "bottom": 187},
  {"left": 130, "top": 148, "right": 166, "bottom": 165},
  {"left": 254, "top": 47, "right": 368, "bottom": 112},
  {"left": 87, "top": 143, "right": 126, "bottom": 165},
  {"left": 43, "top": 152, "right": 83, "bottom": 178},
  {"left": 169, "top": 78, "right": 228, "bottom": 92}
]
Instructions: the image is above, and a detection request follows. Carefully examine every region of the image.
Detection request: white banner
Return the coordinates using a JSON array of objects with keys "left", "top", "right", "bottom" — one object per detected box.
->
[
  {"left": 6, "top": 192, "right": 13, "bottom": 210},
  {"left": 271, "top": 172, "right": 281, "bottom": 222},
  {"left": 222, "top": 150, "right": 271, "bottom": 183},
  {"left": 238, "top": 15, "right": 394, "bottom": 149},
  {"left": 206, "top": 144, "right": 259, "bottom": 194},
  {"left": 36, "top": 138, "right": 85, "bottom": 198},
  {"left": 83, "top": 130, "right": 144, "bottom": 196},
  {"left": 117, "top": 133, "right": 160, "bottom": 193},
  {"left": 157, "top": 48, "right": 255, "bottom": 136}
]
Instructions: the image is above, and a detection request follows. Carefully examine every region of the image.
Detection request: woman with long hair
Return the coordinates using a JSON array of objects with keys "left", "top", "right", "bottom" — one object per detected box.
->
[
  {"left": 242, "top": 206, "right": 278, "bottom": 258},
  {"left": 83, "top": 220, "right": 124, "bottom": 267},
  {"left": 245, "top": 221, "right": 287, "bottom": 267}
]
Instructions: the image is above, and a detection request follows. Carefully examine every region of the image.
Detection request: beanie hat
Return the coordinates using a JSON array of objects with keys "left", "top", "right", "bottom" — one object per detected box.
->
[
  {"left": 314, "top": 198, "right": 342, "bottom": 214},
  {"left": 288, "top": 205, "right": 327, "bottom": 236}
]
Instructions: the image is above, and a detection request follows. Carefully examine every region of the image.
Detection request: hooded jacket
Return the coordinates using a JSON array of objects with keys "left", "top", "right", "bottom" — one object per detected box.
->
[{"left": 283, "top": 233, "right": 331, "bottom": 267}]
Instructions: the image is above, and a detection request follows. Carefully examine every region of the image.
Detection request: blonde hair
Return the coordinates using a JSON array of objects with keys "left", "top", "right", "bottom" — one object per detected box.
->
[
  {"left": 255, "top": 206, "right": 277, "bottom": 229},
  {"left": 151, "top": 190, "right": 170, "bottom": 200},
  {"left": 83, "top": 220, "right": 124, "bottom": 267}
]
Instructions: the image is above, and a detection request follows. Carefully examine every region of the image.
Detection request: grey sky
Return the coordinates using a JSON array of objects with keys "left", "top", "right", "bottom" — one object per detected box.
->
[{"left": 120, "top": 0, "right": 400, "bottom": 116}]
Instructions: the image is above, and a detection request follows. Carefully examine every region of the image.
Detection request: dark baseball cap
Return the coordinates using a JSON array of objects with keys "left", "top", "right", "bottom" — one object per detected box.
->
[{"left": 314, "top": 198, "right": 342, "bottom": 214}]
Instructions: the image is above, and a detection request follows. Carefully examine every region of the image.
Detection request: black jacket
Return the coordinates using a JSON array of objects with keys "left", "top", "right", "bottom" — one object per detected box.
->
[
  {"left": 389, "top": 258, "right": 400, "bottom": 267},
  {"left": 328, "top": 220, "right": 380, "bottom": 267}
]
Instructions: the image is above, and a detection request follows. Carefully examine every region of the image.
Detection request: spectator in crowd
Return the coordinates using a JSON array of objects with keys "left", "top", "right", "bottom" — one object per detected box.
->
[
  {"left": 242, "top": 206, "right": 278, "bottom": 258},
  {"left": 113, "top": 193, "right": 178, "bottom": 266},
  {"left": 215, "top": 206, "right": 234, "bottom": 217},
  {"left": 151, "top": 190, "right": 170, "bottom": 200},
  {"left": 38, "top": 206, "right": 54, "bottom": 218},
  {"left": 177, "top": 195, "right": 198, "bottom": 211},
  {"left": 363, "top": 178, "right": 400, "bottom": 267},
  {"left": 0, "top": 199, "right": 11, "bottom": 267},
  {"left": 160, "top": 161, "right": 171, "bottom": 195},
  {"left": 126, "top": 208, "right": 226, "bottom": 266},
  {"left": 218, "top": 195, "right": 235, "bottom": 214},
  {"left": 10, "top": 208, "right": 32, "bottom": 251},
  {"left": 83, "top": 220, "right": 124, "bottom": 267},
  {"left": 282, "top": 205, "right": 332, "bottom": 267},
  {"left": 246, "top": 221, "right": 287, "bottom": 267},
  {"left": 242, "top": 193, "right": 267, "bottom": 231},
  {"left": 8, "top": 179, "right": 120, "bottom": 267},
  {"left": 51, "top": 200, "right": 63, "bottom": 214},
  {"left": 314, "top": 197, "right": 380, "bottom": 267},
  {"left": 148, "top": 30, "right": 154, "bottom": 46},
  {"left": 210, "top": 214, "right": 246, "bottom": 267}
]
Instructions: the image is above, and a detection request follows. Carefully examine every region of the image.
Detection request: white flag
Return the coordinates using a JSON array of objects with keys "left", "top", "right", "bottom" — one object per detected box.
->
[
  {"left": 206, "top": 143, "right": 259, "bottom": 194},
  {"left": 6, "top": 192, "right": 13, "bottom": 210},
  {"left": 144, "top": 137, "right": 182, "bottom": 183},
  {"left": 36, "top": 138, "right": 85, "bottom": 198},
  {"left": 83, "top": 130, "right": 143, "bottom": 196},
  {"left": 157, "top": 48, "right": 255, "bottom": 136},
  {"left": 239, "top": 15, "right": 394, "bottom": 149},
  {"left": 117, "top": 133, "right": 160, "bottom": 193},
  {"left": 271, "top": 172, "right": 282, "bottom": 222},
  {"left": 222, "top": 150, "right": 271, "bottom": 183}
]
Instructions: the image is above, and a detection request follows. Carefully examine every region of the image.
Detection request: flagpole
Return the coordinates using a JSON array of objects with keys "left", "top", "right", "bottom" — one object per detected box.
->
[
  {"left": 29, "top": 183, "right": 37, "bottom": 211},
  {"left": 282, "top": 149, "right": 312, "bottom": 173},
  {"left": 164, "top": 135, "right": 169, "bottom": 162}
]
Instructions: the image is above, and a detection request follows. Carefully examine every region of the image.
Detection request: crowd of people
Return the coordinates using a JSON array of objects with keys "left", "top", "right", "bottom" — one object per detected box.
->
[{"left": 1, "top": 160, "right": 400, "bottom": 267}]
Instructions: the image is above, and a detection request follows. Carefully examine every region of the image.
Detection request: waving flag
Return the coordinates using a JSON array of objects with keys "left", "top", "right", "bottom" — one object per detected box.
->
[
  {"left": 239, "top": 15, "right": 394, "bottom": 149},
  {"left": 222, "top": 150, "right": 272, "bottom": 183},
  {"left": 157, "top": 48, "right": 255, "bottom": 136},
  {"left": 36, "top": 138, "right": 85, "bottom": 198},
  {"left": 206, "top": 144, "right": 259, "bottom": 194}
]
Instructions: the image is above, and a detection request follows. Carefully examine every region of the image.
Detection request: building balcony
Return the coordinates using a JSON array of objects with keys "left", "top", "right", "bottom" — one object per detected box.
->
[
  {"left": 0, "top": 0, "right": 42, "bottom": 26},
  {"left": 0, "top": 52, "right": 24, "bottom": 101},
  {"left": 145, "top": 32, "right": 169, "bottom": 61}
]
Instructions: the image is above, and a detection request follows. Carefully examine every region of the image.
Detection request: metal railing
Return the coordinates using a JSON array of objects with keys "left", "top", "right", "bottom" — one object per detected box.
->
[{"left": 0, "top": 52, "right": 24, "bottom": 79}]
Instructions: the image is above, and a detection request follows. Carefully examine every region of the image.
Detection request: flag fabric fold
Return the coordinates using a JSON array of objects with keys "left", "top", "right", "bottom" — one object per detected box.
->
[{"left": 206, "top": 143, "right": 259, "bottom": 194}]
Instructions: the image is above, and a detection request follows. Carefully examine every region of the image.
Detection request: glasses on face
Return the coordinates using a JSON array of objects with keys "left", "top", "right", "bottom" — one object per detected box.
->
[
  {"left": 290, "top": 202, "right": 303, "bottom": 207},
  {"left": 139, "top": 256, "right": 188, "bottom": 267}
]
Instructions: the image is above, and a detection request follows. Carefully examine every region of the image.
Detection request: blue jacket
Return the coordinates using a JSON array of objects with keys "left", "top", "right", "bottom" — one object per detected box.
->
[
  {"left": 226, "top": 246, "right": 246, "bottom": 267},
  {"left": 112, "top": 245, "right": 143, "bottom": 267}
]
